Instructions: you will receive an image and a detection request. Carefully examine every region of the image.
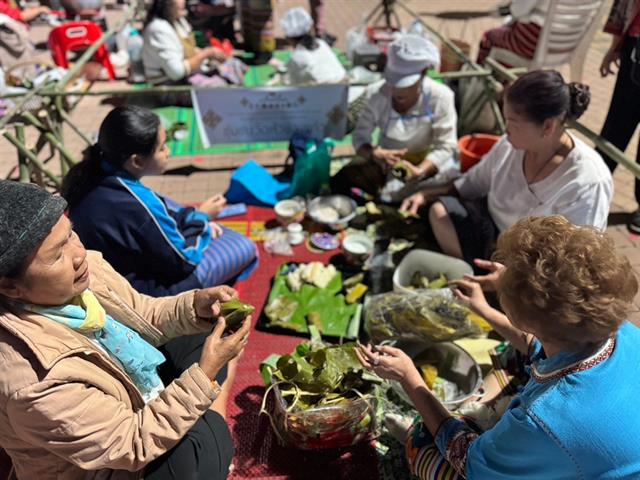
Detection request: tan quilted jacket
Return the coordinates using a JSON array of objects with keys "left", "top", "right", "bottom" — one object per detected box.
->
[{"left": 0, "top": 251, "right": 217, "bottom": 479}]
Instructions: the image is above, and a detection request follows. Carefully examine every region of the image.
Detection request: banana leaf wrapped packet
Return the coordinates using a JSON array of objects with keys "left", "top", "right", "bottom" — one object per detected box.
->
[
  {"left": 221, "top": 299, "right": 255, "bottom": 332},
  {"left": 364, "top": 291, "right": 491, "bottom": 344}
]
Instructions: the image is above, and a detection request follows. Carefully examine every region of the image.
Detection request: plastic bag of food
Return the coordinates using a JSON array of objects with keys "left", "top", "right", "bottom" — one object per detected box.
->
[{"left": 364, "top": 291, "right": 491, "bottom": 344}]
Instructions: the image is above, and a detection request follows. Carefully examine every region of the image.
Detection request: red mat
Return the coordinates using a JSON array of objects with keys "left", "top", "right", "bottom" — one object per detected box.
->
[
  {"left": 0, "top": 207, "right": 380, "bottom": 480},
  {"left": 228, "top": 207, "right": 380, "bottom": 479}
]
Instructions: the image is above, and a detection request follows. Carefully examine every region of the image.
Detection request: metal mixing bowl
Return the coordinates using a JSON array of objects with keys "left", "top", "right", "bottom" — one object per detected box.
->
[
  {"left": 390, "top": 341, "right": 483, "bottom": 410},
  {"left": 307, "top": 195, "right": 357, "bottom": 230}
]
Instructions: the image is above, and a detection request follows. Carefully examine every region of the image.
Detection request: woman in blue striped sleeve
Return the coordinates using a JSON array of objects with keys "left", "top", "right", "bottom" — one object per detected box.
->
[
  {"left": 62, "top": 106, "right": 257, "bottom": 297},
  {"left": 357, "top": 215, "right": 640, "bottom": 479}
]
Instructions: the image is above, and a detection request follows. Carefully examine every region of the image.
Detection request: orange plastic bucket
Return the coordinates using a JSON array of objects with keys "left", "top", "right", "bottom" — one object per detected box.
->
[{"left": 459, "top": 134, "right": 500, "bottom": 172}]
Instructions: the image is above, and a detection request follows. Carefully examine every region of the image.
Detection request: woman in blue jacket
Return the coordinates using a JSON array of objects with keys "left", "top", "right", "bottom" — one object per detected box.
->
[
  {"left": 62, "top": 106, "right": 256, "bottom": 297},
  {"left": 358, "top": 215, "right": 640, "bottom": 479}
]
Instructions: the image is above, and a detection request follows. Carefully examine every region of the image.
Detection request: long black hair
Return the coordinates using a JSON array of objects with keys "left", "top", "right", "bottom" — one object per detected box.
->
[
  {"left": 506, "top": 69, "right": 591, "bottom": 123},
  {"left": 61, "top": 106, "right": 161, "bottom": 208},
  {"left": 145, "top": 0, "right": 175, "bottom": 26}
]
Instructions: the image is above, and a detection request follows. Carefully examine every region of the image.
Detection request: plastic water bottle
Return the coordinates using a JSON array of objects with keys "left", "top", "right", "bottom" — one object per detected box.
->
[
  {"left": 127, "top": 29, "right": 145, "bottom": 84},
  {"left": 407, "top": 19, "right": 425, "bottom": 36}
]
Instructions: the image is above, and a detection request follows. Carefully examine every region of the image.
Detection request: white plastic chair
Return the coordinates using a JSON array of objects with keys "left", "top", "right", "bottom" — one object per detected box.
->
[{"left": 488, "top": 0, "right": 608, "bottom": 82}]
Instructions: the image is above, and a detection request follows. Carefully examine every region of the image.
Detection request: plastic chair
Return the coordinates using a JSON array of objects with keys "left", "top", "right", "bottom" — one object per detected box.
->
[
  {"left": 488, "top": 0, "right": 608, "bottom": 82},
  {"left": 48, "top": 21, "right": 115, "bottom": 80}
]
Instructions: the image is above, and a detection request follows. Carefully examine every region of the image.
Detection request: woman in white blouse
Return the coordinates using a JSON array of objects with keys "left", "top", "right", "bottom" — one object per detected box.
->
[
  {"left": 142, "top": 0, "right": 226, "bottom": 84},
  {"left": 279, "top": 7, "right": 346, "bottom": 85},
  {"left": 401, "top": 69, "right": 613, "bottom": 266}
]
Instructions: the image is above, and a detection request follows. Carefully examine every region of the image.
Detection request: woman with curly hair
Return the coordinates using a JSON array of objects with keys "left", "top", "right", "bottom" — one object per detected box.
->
[
  {"left": 400, "top": 70, "right": 613, "bottom": 268},
  {"left": 357, "top": 215, "right": 640, "bottom": 479}
]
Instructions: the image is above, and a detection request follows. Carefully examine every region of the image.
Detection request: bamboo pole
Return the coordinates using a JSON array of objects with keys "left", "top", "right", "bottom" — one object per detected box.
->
[
  {"left": 570, "top": 122, "right": 640, "bottom": 178},
  {"left": 58, "top": 108, "right": 93, "bottom": 146},
  {"left": 3, "top": 132, "right": 62, "bottom": 187},
  {"left": 21, "top": 112, "right": 78, "bottom": 167},
  {"left": 14, "top": 124, "right": 30, "bottom": 183}
]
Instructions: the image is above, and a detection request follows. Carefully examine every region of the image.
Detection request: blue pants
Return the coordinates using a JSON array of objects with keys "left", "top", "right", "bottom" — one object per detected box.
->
[{"left": 194, "top": 226, "right": 258, "bottom": 287}]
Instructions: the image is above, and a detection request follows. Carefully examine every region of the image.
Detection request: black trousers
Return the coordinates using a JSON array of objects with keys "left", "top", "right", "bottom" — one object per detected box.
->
[
  {"left": 598, "top": 35, "right": 640, "bottom": 203},
  {"left": 143, "top": 334, "right": 234, "bottom": 480}
]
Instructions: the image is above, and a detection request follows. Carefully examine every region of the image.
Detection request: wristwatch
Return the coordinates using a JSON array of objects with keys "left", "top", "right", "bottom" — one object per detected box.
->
[{"left": 210, "top": 379, "right": 222, "bottom": 397}]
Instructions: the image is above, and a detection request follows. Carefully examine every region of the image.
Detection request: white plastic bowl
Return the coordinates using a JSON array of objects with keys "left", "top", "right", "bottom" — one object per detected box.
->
[{"left": 393, "top": 249, "right": 473, "bottom": 294}]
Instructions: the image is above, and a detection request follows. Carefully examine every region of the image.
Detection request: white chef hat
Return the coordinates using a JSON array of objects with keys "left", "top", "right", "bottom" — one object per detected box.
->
[
  {"left": 384, "top": 34, "right": 441, "bottom": 88},
  {"left": 280, "top": 7, "right": 314, "bottom": 38}
]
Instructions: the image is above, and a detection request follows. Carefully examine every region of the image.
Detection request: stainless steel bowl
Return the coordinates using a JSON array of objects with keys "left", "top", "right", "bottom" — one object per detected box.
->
[
  {"left": 307, "top": 195, "right": 357, "bottom": 230},
  {"left": 390, "top": 341, "right": 483, "bottom": 410}
]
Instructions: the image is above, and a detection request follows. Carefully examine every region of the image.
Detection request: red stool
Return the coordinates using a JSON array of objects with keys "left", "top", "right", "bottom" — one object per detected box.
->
[{"left": 48, "top": 21, "right": 116, "bottom": 80}]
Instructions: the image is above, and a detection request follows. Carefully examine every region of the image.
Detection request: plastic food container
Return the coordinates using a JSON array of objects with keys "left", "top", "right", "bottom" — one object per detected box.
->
[
  {"left": 392, "top": 249, "right": 473, "bottom": 295},
  {"left": 274, "top": 199, "right": 305, "bottom": 225}
]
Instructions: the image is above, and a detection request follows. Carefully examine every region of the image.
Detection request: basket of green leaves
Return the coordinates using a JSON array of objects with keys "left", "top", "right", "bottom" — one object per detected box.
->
[{"left": 259, "top": 328, "right": 386, "bottom": 449}]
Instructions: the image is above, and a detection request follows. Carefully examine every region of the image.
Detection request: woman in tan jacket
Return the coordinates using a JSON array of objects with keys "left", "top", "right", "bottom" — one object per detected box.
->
[{"left": 0, "top": 180, "right": 250, "bottom": 479}]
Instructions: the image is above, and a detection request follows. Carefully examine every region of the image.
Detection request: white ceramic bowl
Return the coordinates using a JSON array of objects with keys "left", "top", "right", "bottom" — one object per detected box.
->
[
  {"left": 393, "top": 249, "right": 473, "bottom": 295},
  {"left": 342, "top": 233, "right": 374, "bottom": 264},
  {"left": 274, "top": 199, "right": 305, "bottom": 225}
]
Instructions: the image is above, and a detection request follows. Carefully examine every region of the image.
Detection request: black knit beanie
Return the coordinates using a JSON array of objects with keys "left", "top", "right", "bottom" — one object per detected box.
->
[{"left": 0, "top": 181, "right": 67, "bottom": 277}]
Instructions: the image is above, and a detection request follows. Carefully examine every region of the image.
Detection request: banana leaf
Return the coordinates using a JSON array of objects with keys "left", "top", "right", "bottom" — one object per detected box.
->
[
  {"left": 264, "top": 264, "right": 359, "bottom": 338},
  {"left": 260, "top": 340, "right": 381, "bottom": 406}
]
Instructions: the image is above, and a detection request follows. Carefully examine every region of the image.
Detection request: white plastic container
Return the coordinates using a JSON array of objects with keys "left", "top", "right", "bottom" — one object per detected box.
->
[
  {"left": 392, "top": 249, "right": 473, "bottom": 295},
  {"left": 287, "top": 222, "right": 304, "bottom": 245}
]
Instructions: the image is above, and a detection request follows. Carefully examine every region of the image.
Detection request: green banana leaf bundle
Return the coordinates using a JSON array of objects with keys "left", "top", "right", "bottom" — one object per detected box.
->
[{"left": 221, "top": 299, "right": 255, "bottom": 332}]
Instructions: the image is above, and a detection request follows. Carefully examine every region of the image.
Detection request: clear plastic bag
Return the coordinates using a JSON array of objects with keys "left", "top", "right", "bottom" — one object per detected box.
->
[
  {"left": 263, "top": 228, "right": 293, "bottom": 256},
  {"left": 364, "top": 291, "right": 488, "bottom": 344},
  {"left": 265, "top": 382, "right": 381, "bottom": 449}
]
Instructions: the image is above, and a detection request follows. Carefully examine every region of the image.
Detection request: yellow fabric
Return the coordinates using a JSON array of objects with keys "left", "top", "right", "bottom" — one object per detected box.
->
[
  {"left": 454, "top": 338, "right": 502, "bottom": 368},
  {"left": 70, "top": 290, "right": 106, "bottom": 332}
]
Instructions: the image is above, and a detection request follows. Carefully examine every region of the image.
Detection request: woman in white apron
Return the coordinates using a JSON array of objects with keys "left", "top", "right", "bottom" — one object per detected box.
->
[{"left": 331, "top": 34, "right": 458, "bottom": 198}]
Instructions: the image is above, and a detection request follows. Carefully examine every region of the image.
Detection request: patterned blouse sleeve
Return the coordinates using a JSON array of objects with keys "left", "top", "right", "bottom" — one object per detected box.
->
[{"left": 434, "top": 417, "right": 480, "bottom": 477}]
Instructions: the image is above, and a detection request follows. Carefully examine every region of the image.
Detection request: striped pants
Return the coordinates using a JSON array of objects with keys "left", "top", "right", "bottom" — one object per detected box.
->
[
  {"left": 194, "top": 226, "right": 258, "bottom": 287},
  {"left": 477, "top": 21, "right": 542, "bottom": 65},
  {"left": 405, "top": 421, "right": 463, "bottom": 480}
]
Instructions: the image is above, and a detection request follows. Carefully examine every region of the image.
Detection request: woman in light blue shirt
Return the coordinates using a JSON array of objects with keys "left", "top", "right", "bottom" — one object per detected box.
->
[{"left": 357, "top": 215, "right": 640, "bottom": 479}]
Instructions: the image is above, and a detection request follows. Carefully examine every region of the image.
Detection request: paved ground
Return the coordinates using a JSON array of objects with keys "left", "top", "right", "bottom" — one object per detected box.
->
[{"left": 3, "top": 0, "right": 640, "bottom": 318}]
